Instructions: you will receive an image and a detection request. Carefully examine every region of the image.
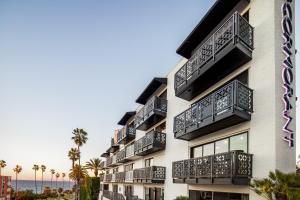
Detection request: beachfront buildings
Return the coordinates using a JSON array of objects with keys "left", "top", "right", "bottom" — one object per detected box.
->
[
  {"left": 99, "top": 0, "right": 296, "bottom": 199},
  {"left": 0, "top": 176, "right": 11, "bottom": 200}
]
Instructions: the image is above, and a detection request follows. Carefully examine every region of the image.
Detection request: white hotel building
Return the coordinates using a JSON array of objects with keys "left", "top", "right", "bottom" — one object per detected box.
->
[{"left": 99, "top": 0, "right": 296, "bottom": 199}]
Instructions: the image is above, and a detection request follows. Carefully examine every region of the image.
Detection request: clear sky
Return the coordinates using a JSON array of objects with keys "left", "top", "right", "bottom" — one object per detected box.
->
[{"left": 0, "top": 1, "right": 299, "bottom": 181}]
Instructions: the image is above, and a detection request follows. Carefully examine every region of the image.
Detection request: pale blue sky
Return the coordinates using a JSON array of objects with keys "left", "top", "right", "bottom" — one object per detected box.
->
[{"left": 0, "top": 1, "right": 298, "bottom": 180}]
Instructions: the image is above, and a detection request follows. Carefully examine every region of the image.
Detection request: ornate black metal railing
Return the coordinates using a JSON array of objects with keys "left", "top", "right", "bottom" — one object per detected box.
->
[
  {"left": 115, "top": 172, "right": 125, "bottom": 183},
  {"left": 135, "top": 96, "right": 167, "bottom": 129},
  {"left": 133, "top": 166, "right": 166, "bottom": 183},
  {"left": 134, "top": 131, "right": 166, "bottom": 156},
  {"left": 172, "top": 151, "right": 253, "bottom": 184},
  {"left": 174, "top": 80, "right": 253, "bottom": 139},
  {"left": 104, "top": 174, "right": 112, "bottom": 183},
  {"left": 106, "top": 155, "right": 117, "bottom": 167},
  {"left": 103, "top": 191, "right": 125, "bottom": 200},
  {"left": 117, "top": 125, "right": 136, "bottom": 144},
  {"left": 174, "top": 12, "right": 254, "bottom": 92},
  {"left": 116, "top": 149, "right": 126, "bottom": 163},
  {"left": 125, "top": 195, "right": 143, "bottom": 200}
]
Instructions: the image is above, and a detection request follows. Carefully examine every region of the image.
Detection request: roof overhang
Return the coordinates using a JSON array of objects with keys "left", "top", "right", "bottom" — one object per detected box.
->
[
  {"left": 176, "top": 0, "right": 250, "bottom": 59},
  {"left": 101, "top": 152, "right": 109, "bottom": 158},
  {"left": 118, "top": 111, "right": 136, "bottom": 126},
  {"left": 136, "top": 77, "right": 167, "bottom": 105}
]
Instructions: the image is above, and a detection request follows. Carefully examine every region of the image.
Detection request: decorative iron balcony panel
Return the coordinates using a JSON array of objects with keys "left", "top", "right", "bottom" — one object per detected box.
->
[
  {"left": 102, "top": 191, "right": 125, "bottom": 200},
  {"left": 135, "top": 96, "right": 167, "bottom": 131},
  {"left": 115, "top": 172, "right": 125, "bottom": 183},
  {"left": 125, "top": 171, "right": 134, "bottom": 183},
  {"left": 104, "top": 174, "right": 112, "bottom": 183},
  {"left": 174, "top": 12, "right": 254, "bottom": 100},
  {"left": 172, "top": 151, "right": 253, "bottom": 185},
  {"left": 174, "top": 80, "right": 253, "bottom": 141},
  {"left": 117, "top": 125, "right": 136, "bottom": 145},
  {"left": 133, "top": 166, "right": 166, "bottom": 183},
  {"left": 134, "top": 131, "right": 166, "bottom": 156},
  {"left": 116, "top": 149, "right": 127, "bottom": 163},
  {"left": 106, "top": 155, "right": 118, "bottom": 167}
]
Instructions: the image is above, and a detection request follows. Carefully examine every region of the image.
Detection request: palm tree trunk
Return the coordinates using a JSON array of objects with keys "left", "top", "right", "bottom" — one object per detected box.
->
[
  {"left": 56, "top": 178, "right": 57, "bottom": 188},
  {"left": 51, "top": 175, "right": 53, "bottom": 188}
]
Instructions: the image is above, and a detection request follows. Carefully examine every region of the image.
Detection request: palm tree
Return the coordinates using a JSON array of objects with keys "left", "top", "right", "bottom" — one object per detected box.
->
[
  {"left": 0, "top": 160, "right": 7, "bottom": 176},
  {"left": 71, "top": 128, "right": 88, "bottom": 166},
  {"left": 69, "top": 164, "right": 89, "bottom": 200},
  {"left": 13, "top": 165, "right": 22, "bottom": 197},
  {"left": 55, "top": 173, "right": 60, "bottom": 188},
  {"left": 50, "top": 169, "right": 55, "bottom": 188},
  {"left": 85, "top": 158, "right": 102, "bottom": 177},
  {"left": 251, "top": 170, "right": 300, "bottom": 200},
  {"left": 68, "top": 148, "right": 80, "bottom": 169},
  {"left": 62, "top": 173, "right": 66, "bottom": 188},
  {"left": 32, "top": 164, "right": 39, "bottom": 194},
  {"left": 40, "top": 165, "right": 46, "bottom": 192}
]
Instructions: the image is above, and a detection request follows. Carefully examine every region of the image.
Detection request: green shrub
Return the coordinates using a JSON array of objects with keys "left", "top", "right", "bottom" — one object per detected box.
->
[
  {"left": 175, "top": 195, "right": 189, "bottom": 200},
  {"left": 80, "top": 177, "right": 100, "bottom": 200}
]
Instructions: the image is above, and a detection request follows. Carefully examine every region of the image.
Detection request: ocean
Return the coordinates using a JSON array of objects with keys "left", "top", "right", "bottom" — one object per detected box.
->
[{"left": 12, "top": 180, "right": 75, "bottom": 193}]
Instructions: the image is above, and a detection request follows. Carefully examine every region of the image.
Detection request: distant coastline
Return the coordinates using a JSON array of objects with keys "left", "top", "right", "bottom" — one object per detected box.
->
[{"left": 11, "top": 180, "right": 75, "bottom": 193}]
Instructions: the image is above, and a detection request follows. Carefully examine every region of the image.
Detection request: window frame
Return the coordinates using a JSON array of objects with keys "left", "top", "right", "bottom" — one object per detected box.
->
[{"left": 190, "top": 132, "right": 249, "bottom": 158}]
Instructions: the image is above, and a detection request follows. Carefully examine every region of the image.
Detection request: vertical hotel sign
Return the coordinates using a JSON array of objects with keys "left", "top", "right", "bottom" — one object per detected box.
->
[{"left": 281, "top": 0, "right": 295, "bottom": 147}]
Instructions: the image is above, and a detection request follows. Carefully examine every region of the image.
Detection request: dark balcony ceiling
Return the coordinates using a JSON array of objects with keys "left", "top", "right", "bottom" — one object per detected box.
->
[
  {"left": 136, "top": 77, "right": 167, "bottom": 105},
  {"left": 176, "top": 0, "right": 250, "bottom": 58},
  {"left": 101, "top": 152, "right": 109, "bottom": 158},
  {"left": 118, "top": 111, "right": 136, "bottom": 126}
]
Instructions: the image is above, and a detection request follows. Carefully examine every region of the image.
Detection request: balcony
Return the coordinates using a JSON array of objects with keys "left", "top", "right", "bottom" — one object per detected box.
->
[
  {"left": 100, "top": 161, "right": 108, "bottom": 169},
  {"left": 135, "top": 96, "right": 167, "bottom": 131},
  {"left": 104, "top": 174, "right": 112, "bottom": 183},
  {"left": 125, "top": 171, "right": 134, "bottom": 183},
  {"left": 106, "top": 155, "right": 118, "bottom": 167},
  {"left": 115, "top": 172, "right": 125, "bottom": 183},
  {"left": 172, "top": 151, "right": 253, "bottom": 185},
  {"left": 175, "top": 12, "right": 254, "bottom": 100},
  {"left": 133, "top": 166, "right": 166, "bottom": 183},
  {"left": 174, "top": 80, "right": 253, "bottom": 141},
  {"left": 134, "top": 131, "right": 166, "bottom": 156},
  {"left": 116, "top": 125, "right": 136, "bottom": 144},
  {"left": 103, "top": 191, "right": 125, "bottom": 200}
]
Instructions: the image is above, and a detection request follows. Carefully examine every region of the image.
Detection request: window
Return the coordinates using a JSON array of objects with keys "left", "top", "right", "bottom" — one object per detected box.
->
[
  {"left": 215, "top": 138, "right": 229, "bottom": 154},
  {"left": 230, "top": 133, "right": 248, "bottom": 153},
  {"left": 145, "top": 158, "right": 153, "bottom": 167},
  {"left": 125, "top": 163, "right": 133, "bottom": 172},
  {"left": 191, "top": 146, "right": 203, "bottom": 158},
  {"left": 203, "top": 143, "right": 214, "bottom": 157},
  {"left": 113, "top": 167, "right": 119, "bottom": 173},
  {"left": 125, "top": 185, "right": 134, "bottom": 196},
  {"left": 145, "top": 187, "right": 164, "bottom": 200},
  {"left": 190, "top": 132, "right": 248, "bottom": 158}
]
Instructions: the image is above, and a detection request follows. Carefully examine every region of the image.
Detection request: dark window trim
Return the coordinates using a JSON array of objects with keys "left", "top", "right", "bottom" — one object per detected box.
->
[{"left": 190, "top": 132, "right": 249, "bottom": 158}]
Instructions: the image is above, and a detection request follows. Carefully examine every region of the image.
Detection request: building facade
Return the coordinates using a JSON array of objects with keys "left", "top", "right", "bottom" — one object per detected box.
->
[
  {"left": 99, "top": 0, "right": 296, "bottom": 199},
  {"left": 0, "top": 176, "right": 11, "bottom": 200}
]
